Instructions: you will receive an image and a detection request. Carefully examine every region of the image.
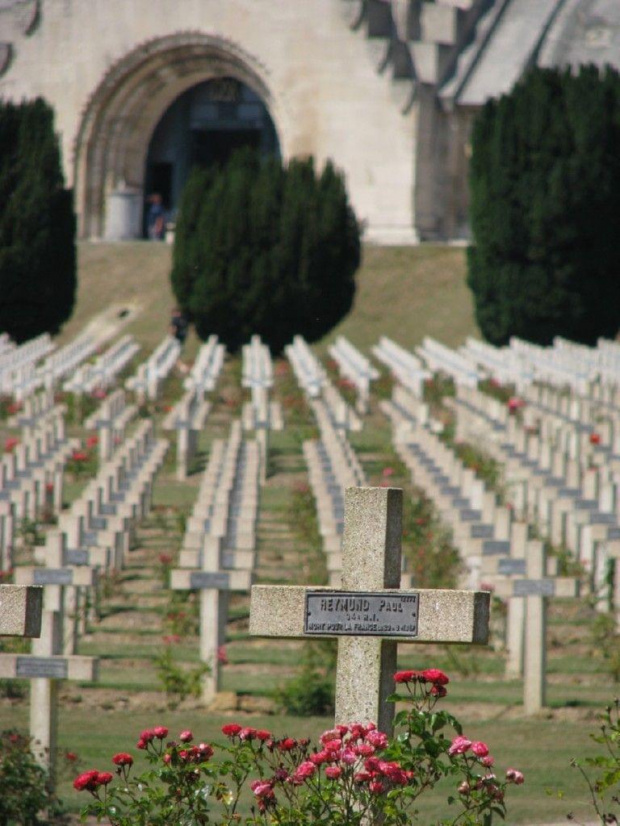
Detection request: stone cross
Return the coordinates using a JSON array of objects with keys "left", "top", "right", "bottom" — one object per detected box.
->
[
  {"left": 0, "top": 570, "right": 98, "bottom": 785},
  {"left": 493, "top": 538, "right": 579, "bottom": 715},
  {"left": 250, "top": 487, "right": 490, "bottom": 734},
  {"left": 171, "top": 566, "right": 253, "bottom": 703}
]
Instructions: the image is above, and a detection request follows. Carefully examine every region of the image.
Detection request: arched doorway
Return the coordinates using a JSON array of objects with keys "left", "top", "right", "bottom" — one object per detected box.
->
[
  {"left": 144, "top": 76, "right": 280, "bottom": 236},
  {"left": 74, "top": 33, "right": 286, "bottom": 240}
]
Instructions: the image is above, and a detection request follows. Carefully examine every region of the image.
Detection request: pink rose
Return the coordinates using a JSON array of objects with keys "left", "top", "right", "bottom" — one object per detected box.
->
[
  {"left": 448, "top": 736, "right": 472, "bottom": 756},
  {"left": 292, "top": 761, "right": 316, "bottom": 781},
  {"left": 506, "top": 768, "right": 524, "bottom": 785},
  {"left": 366, "top": 730, "right": 388, "bottom": 749}
]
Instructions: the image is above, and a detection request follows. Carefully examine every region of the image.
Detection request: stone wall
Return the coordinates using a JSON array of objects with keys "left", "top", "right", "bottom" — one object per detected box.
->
[{"left": 0, "top": 0, "right": 417, "bottom": 242}]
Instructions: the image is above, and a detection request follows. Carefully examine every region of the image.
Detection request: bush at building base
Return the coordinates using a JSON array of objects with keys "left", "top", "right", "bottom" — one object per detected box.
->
[
  {"left": 171, "top": 150, "right": 360, "bottom": 354},
  {"left": 468, "top": 65, "right": 620, "bottom": 346}
]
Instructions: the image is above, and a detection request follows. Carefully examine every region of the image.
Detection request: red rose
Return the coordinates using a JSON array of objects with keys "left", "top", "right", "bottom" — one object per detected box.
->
[
  {"left": 73, "top": 770, "right": 101, "bottom": 792},
  {"left": 421, "top": 668, "right": 449, "bottom": 686},
  {"left": 179, "top": 730, "right": 193, "bottom": 742},
  {"left": 310, "top": 749, "right": 330, "bottom": 765},
  {"left": 471, "top": 741, "right": 489, "bottom": 758},
  {"left": 96, "top": 772, "right": 113, "bottom": 786},
  {"left": 112, "top": 752, "right": 133, "bottom": 766},
  {"left": 153, "top": 726, "right": 168, "bottom": 740},
  {"left": 222, "top": 723, "right": 242, "bottom": 737},
  {"left": 393, "top": 670, "right": 417, "bottom": 683}
]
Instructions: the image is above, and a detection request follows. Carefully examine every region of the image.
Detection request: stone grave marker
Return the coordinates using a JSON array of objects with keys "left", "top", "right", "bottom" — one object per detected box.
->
[
  {"left": 171, "top": 564, "right": 253, "bottom": 703},
  {"left": 493, "top": 538, "right": 579, "bottom": 715},
  {"left": 250, "top": 486, "right": 490, "bottom": 734},
  {"left": 0, "top": 575, "right": 98, "bottom": 784}
]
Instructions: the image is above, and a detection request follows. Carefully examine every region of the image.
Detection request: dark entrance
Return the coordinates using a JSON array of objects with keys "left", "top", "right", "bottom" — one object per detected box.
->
[
  {"left": 191, "top": 129, "right": 261, "bottom": 169},
  {"left": 144, "top": 77, "right": 280, "bottom": 236}
]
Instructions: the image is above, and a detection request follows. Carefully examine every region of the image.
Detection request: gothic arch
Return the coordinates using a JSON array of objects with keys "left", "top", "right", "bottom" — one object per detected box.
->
[{"left": 74, "top": 32, "right": 287, "bottom": 238}]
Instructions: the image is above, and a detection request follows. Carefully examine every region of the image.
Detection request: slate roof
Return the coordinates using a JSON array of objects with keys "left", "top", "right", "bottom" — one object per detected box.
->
[
  {"left": 538, "top": 0, "right": 620, "bottom": 72},
  {"left": 447, "top": 0, "right": 620, "bottom": 107}
]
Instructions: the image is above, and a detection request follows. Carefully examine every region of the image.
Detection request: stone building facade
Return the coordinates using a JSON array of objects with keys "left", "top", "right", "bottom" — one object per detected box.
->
[{"left": 1, "top": 0, "right": 618, "bottom": 242}]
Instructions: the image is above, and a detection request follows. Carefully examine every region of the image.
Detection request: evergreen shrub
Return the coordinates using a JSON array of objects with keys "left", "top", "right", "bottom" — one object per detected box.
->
[
  {"left": 0, "top": 98, "right": 76, "bottom": 342},
  {"left": 171, "top": 151, "right": 360, "bottom": 353},
  {"left": 468, "top": 65, "right": 620, "bottom": 346}
]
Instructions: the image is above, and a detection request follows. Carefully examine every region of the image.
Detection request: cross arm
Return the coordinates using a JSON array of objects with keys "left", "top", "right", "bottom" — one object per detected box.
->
[
  {"left": 0, "top": 654, "right": 99, "bottom": 681},
  {"left": 171, "top": 569, "right": 253, "bottom": 591},
  {"left": 249, "top": 585, "right": 490, "bottom": 644}
]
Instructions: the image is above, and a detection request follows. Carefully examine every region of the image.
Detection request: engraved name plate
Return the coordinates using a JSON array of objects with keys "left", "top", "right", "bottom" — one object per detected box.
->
[
  {"left": 189, "top": 572, "right": 230, "bottom": 590},
  {"left": 513, "top": 579, "right": 555, "bottom": 597},
  {"left": 304, "top": 591, "right": 419, "bottom": 637},
  {"left": 33, "top": 569, "right": 72, "bottom": 586},
  {"left": 66, "top": 549, "right": 89, "bottom": 566},
  {"left": 498, "top": 558, "right": 526, "bottom": 576},
  {"left": 482, "top": 540, "right": 511, "bottom": 556},
  {"left": 16, "top": 657, "right": 68, "bottom": 679}
]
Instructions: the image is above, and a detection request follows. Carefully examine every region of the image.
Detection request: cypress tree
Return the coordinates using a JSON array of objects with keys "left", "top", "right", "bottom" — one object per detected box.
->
[
  {"left": 0, "top": 98, "right": 76, "bottom": 343},
  {"left": 468, "top": 65, "right": 620, "bottom": 346},
  {"left": 171, "top": 150, "right": 360, "bottom": 353}
]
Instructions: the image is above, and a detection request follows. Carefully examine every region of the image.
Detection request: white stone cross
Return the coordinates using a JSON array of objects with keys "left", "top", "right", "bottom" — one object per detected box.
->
[
  {"left": 492, "top": 536, "right": 579, "bottom": 715},
  {"left": 0, "top": 574, "right": 98, "bottom": 786},
  {"left": 250, "top": 486, "right": 490, "bottom": 734},
  {"left": 171, "top": 566, "right": 253, "bottom": 703}
]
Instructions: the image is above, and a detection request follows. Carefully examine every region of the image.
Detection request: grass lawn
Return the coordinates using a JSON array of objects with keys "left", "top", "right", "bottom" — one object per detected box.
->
[
  {"left": 59, "top": 242, "right": 478, "bottom": 357},
  {"left": 0, "top": 701, "right": 605, "bottom": 823}
]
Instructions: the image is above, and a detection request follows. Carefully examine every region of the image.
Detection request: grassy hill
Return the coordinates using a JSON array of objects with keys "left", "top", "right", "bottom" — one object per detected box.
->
[{"left": 60, "top": 241, "right": 478, "bottom": 355}]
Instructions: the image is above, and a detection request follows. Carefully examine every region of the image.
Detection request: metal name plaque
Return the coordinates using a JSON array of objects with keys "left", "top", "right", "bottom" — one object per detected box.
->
[
  {"left": 189, "top": 572, "right": 230, "bottom": 590},
  {"left": 16, "top": 657, "right": 68, "bottom": 679},
  {"left": 66, "top": 549, "right": 89, "bottom": 566},
  {"left": 498, "top": 558, "right": 526, "bottom": 576},
  {"left": 304, "top": 591, "right": 419, "bottom": 637},
  {"left": 513, "top": 579, "right": 555, "bottom": 597},
  {"left": 33, "top": 569, "right": 72, "bottom": 586}
]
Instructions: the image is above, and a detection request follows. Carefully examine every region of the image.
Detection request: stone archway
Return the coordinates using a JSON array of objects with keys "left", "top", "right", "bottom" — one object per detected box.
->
[{"left": 74, "top": 32, "right": 287, "bottom": 239}]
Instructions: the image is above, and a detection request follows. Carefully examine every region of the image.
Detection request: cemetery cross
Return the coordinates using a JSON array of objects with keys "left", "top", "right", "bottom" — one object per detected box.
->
[{"left": 250, "top": 486, "right": 490, "bottom": 735}]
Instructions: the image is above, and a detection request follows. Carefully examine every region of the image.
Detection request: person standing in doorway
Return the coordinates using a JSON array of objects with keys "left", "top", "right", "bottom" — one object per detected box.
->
[{"left": 147, "top": 193, "right": 166, "bottom": 240}]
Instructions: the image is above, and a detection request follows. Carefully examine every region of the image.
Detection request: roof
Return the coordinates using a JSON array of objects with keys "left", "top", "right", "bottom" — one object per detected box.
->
[
  {"left": 450, "top": 0, "right": 563, "bottom": 106},
  {"left": 538, "top": 0, "right": 620, "bottom": 71}
]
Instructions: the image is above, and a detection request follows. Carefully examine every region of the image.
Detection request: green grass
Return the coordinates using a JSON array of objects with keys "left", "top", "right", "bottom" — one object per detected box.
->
[
  {"left": 58, "top": 242, "right": 478, "bottom": 358},
  {"left": 0, "top": 703, "right": 605, "bottom": 823}
]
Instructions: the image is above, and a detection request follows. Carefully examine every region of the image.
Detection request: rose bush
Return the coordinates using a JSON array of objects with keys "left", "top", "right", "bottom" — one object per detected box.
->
[{"left": 75, "top": 668, "right": 523, "bottom": 825}]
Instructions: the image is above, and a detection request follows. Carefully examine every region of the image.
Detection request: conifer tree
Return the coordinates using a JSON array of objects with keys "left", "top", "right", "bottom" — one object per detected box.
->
[
  {"left": 468, "top": 65, "right": 620, "bottom": 346},
  {"left": 171, "top": 150, "right": 360, "bottom": 353},
  {"left": 0, "top": 98, "right": 76, "bottom": 342}
]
